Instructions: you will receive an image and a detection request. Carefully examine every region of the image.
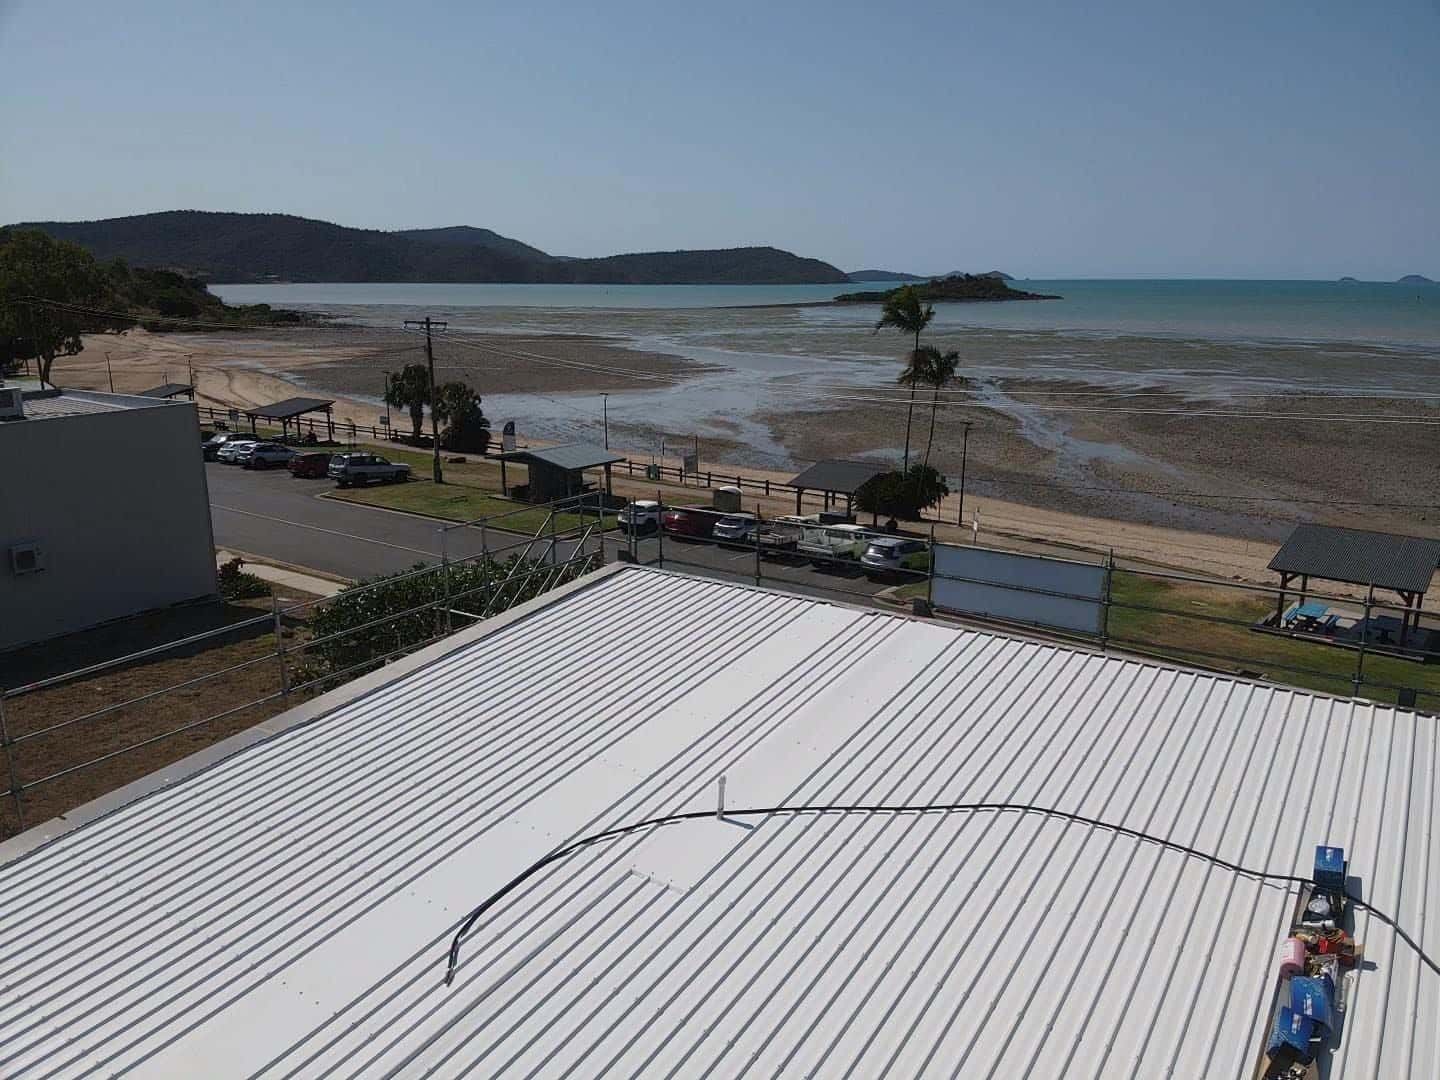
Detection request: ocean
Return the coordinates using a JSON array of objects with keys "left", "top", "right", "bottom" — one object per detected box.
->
[{"left": 212, "top": 278, "right": 1440, "bottom": 348}]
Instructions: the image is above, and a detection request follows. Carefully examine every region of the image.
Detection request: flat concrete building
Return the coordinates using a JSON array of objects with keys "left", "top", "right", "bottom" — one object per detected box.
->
[
  {"left": 0, "top": 386, "right": 217, "bottom": 651},
  {"left": 0, "top": 566, "right": 1434, "bottom": 1076}
]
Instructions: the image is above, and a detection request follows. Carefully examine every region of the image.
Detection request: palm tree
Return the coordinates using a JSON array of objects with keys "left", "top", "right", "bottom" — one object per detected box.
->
[
  {"left": 384, "top": 363, "right": 431, "bottom": 440},
  {"left": 918, "top": 346, "right": 961, "bottom": 473},
  {"left": 875, "top": 286, "right": 935, "bottom": 471}
]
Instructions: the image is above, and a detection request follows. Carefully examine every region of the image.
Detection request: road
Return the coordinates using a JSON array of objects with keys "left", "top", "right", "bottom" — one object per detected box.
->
[{"left": 204, "top": 463, "right": 898, "bottom": 605}]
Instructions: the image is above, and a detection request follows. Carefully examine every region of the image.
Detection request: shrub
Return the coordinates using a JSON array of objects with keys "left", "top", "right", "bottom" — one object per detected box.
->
[
  {"left": 217, "top": 557, "right": 270, "bottom": 600},
  {"left": 297, "top": 552, "right": 595, "bottom": 684}
]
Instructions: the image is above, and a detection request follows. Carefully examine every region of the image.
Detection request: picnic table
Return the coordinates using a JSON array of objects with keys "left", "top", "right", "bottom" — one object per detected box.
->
[{"left": 1289, "top": 601, "right": 1331, "bottom": 632}]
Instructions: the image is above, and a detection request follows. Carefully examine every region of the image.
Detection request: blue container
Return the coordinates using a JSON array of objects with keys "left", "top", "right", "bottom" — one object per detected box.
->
[
  {"left": 1267, "top": 1007, "right": 1315, "bottom": 1064},
  {"left": 1314, "top": 846, "right": 1346, "bottom": 892},
  {"left": 1291, "top": 973, "right": 1336, "bottom": 1035}
]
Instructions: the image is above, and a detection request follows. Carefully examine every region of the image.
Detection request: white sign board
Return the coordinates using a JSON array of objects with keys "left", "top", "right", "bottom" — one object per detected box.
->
[{"left": 932, "top": 544, "right": 1106, "bottom": 637}]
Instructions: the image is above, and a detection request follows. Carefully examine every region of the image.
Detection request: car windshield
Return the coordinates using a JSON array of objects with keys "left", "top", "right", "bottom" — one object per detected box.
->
[{"left": 865, "top": 543, "right": 893, "bottom": 557}]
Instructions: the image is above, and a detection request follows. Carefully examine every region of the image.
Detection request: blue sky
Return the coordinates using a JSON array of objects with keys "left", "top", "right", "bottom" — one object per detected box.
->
[{"left": 2, "top": 0, "right": 1436, "bottom": 278}]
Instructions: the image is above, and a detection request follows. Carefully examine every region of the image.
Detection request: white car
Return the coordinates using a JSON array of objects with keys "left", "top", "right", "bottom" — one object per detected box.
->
[
  {"left": 618, "top": 500, "right": 661, "bottom": 534},
  {"left": 712, "top": 514, "right": 758, "bottom": 545},
  {"left": 240, "top": 442, "right": 297, "bottom": 469},
  {"left": 860, "top": 537, "right": 929, "bottom": 578},
  {"left": 216, "top": 439, "right": 259, "bottom": 464}
]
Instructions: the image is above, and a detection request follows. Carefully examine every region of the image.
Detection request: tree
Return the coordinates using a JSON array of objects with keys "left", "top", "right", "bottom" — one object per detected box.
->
[
  {"left": 916, "top": 346, "right": 961, "bottom": 473},
  {"left": 433, "top": 380, "right": 492, "bottom": 454},
  {"left": 384, "top": 363, "right": 432, "bottom": 440},
  {"left": 874, "top": 285, "right": 935, "bottom": 472},
  {"left": 0, "top": 229, "right": 115, "bottom": 386},
  {"left": 854, "top": 465, "right": 951, "bottom": 522}
]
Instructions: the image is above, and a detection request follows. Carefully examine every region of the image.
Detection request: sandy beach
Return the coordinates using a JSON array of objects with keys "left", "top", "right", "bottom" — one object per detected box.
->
[{"left": 51, "top": 321, "right": 1440, "bottom": 589}]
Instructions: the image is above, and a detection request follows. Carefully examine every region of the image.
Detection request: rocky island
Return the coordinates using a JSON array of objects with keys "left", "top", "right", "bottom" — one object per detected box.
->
[{"left": 834, "top": 273, "right": 1060, "bottom": 303}]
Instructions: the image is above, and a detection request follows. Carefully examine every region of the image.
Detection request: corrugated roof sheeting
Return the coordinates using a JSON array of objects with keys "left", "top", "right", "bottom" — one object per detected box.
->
[
  {"left": 498, "top": 441, "right": 625, "bottom": 471},
  {"left": 1, "top": 567, "right": 1437, "bottom": 1078},
  {"left": 1269, "top": 523, "right": 1440, "bottom": 594}
]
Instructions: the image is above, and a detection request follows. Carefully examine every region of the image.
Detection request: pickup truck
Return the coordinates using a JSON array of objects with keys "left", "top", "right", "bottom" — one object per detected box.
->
[
  {"left": 328, "top": 452, "right": 412, "bottom": 487},
  {"left": 781, "top": 520, "right": 875, "bottom": 567}
]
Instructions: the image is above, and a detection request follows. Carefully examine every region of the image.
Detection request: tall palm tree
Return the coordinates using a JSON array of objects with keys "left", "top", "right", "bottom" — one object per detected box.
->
[
  {"left": 918, "top": 346, "right": 961, "bottom": 473},
  {"left": 875, "top": 286, "right": 935, "bottom": 471}
]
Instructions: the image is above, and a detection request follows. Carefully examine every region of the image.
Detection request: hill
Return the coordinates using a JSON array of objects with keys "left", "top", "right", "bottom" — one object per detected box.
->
[
  {"left": 834, "top": 273, "right": 1059, "bottom": 304},
  {"left": 848, "top": 269, "right": 925, "bottom": 282},
  {"left": 1397, "top": 274, "right": 1435, "bottom": 285},
  {"left": 9, "top": 211, "right": 850, "bottom": 285}
]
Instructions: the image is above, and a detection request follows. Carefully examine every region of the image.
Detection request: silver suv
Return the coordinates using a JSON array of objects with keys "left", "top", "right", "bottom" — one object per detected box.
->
[{"left": 328, "top": 452, "right": 411, "bottom": 487}]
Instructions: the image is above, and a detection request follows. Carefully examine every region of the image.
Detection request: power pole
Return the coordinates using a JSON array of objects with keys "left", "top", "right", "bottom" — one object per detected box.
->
[
  {"left": 404, "top": 317, "right": 448, "bottom": 483},
  {"left": 601, "top": 393, "right": 609, "bottom": 449},
  {"left": 105, "top": 352, "right": 114, "bottom": 393}
]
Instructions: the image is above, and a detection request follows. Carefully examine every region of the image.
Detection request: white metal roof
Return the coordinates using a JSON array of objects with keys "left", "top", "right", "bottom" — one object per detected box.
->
[
  {"left": 1, "top": 566, "right": 1436, "bottom": 1078},
  {"left": 6, "top": 389, "right": 173, "bottom": 422}
]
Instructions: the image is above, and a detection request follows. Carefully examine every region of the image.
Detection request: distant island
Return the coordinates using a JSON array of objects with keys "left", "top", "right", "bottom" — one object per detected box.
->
[
  {"left": 834, "top": 273, "right": 1059, "bottom": 304},
  {"left": 1398, "top": 274, "right": 1435, "bottom": 285},
  {"left": 7, "top": 210, "right": 851, "bottom": 285},
  {"left": 1339, "top": 276, "right": 1360, "bottom": 283}
]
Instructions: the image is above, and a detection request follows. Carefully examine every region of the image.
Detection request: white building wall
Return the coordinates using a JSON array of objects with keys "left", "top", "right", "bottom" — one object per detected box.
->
[{"left": 0, "top": 395, "right": 217, "bottom": 651}]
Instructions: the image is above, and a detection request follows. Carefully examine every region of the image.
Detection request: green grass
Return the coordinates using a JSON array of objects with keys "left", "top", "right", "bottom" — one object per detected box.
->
[
  {"left": 904, "top": 569, "right": 1437, "bottom": 707},
  {"left": 328, "top": 480, "right": 617, "bottom": 535},
  {"left": 1105, "top": 572, "right": 1439, "bottom": 704}
]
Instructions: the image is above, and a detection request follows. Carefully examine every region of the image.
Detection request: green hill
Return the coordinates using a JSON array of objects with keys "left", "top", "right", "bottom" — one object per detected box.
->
[{"left": 10, "top": 211, "right": 850, "bottom": 285}]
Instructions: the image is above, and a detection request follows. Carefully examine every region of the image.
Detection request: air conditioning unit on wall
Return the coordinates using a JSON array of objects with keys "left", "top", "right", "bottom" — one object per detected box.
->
[
  {"left": 0, "top": 386, "right": 24, "bottom": 421},
  {"left": 9, "top": 542, "right": 44, "bottom": 575}
]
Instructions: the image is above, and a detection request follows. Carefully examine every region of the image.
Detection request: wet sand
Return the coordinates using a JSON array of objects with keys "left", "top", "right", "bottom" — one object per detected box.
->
[{"left": 55, "top": 325, "right": 1440, "bottom": 583}]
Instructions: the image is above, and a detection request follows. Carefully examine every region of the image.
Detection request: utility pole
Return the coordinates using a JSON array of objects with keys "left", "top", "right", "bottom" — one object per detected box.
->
[
  {"left": 601, "top": 393, "right": 609, "bottom": 449},
  {"left": 105, "top": 352, "right": 114, "bottom": 393},
  {"left": 956, "top": 421, "right": 972, "bottom": 529},
  {"left": 403, "top": 317, "right": 448, "bottom": 483},
  {"left": 382, "top": 370, "right": 392, "bottom": 430}
]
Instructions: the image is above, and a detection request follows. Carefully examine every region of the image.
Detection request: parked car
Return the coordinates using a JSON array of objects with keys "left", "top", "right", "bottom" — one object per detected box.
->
[
  {"left": 203, "top": 433, "right": 251, "bottom": 461},
  {"left": 790, "top": 521, "right": 874, "bottom": 567},
  {"left": 860, "top": 537, "right": 929, "bottom": 579},
  {"left": 712, "top": 514, "right": 758, "bottom": 545},
  {"left": 216, "top": 439, "right": 260, "bottom": 464},
  {"left": 287, "top": 451, "right": 332, "bottom": 479},
  {"left": 618, "top": 500, "right": 661, "bottom": 534},
  {"left": 240, "top": 442, "right": 297, "bottom": 469},
  {"left": 660, "top": 508, "right": 717, "bottom": 540},
  {"left": 328, "top": 452, "right": 411, "bottom": 487}
]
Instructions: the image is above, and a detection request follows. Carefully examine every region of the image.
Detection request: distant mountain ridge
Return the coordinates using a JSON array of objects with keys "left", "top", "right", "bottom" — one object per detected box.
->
[
  {"left": 848, "top": 269, "right": 925, "bottom": 282},
  {"left": 8, "top": 211, "right": 850, "bottom": 285}
]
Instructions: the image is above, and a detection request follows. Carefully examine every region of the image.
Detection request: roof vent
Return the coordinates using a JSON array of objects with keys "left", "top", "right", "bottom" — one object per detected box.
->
[{"left": 0, "top": 385, "right": 24, "bottom": 421}]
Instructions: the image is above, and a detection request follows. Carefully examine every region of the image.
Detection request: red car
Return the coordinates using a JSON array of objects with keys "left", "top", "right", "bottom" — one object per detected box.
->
[
  {"left": 661, "top": 508, "right": 718, "bottom": 539},
  {"left": 288, "top": 452, "right": 332, "bottom": 479}
]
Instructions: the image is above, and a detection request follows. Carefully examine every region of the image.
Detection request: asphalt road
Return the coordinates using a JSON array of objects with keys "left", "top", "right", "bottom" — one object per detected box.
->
[{"left": 204, "top": 463, "right": 899, "bottom": 605}]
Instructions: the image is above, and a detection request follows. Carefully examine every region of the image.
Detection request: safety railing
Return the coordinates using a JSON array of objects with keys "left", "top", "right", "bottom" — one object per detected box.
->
[{"left": 0, "top": 497, "right": 608, "bottom": 838}]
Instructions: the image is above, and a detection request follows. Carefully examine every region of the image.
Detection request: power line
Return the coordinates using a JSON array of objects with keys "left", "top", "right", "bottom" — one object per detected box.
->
[{"left": 443, "top": 800, "right": 1439, "bottom": 986}]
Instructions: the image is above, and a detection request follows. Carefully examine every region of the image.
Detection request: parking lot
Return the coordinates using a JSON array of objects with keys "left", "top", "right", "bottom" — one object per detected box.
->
[{"left": 204, "top": 459, "right": 905, "bottom": 604}]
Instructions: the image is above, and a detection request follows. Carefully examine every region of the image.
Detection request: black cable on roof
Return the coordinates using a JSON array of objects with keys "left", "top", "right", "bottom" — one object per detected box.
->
[{"left": 444, "top": 801, "right": 1436, "bottom": 986}]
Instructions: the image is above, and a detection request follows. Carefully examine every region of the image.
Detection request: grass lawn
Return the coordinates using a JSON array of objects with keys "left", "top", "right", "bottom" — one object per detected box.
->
[
  {"left": 900, "top": 571, "right": 1438, "bottom": 707},
  {"left": 327, "top": 480, "right": 617, "bottom": 535},
  {"left": 1106, "top": 573, "right": 1440, "bottom": 705}
]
